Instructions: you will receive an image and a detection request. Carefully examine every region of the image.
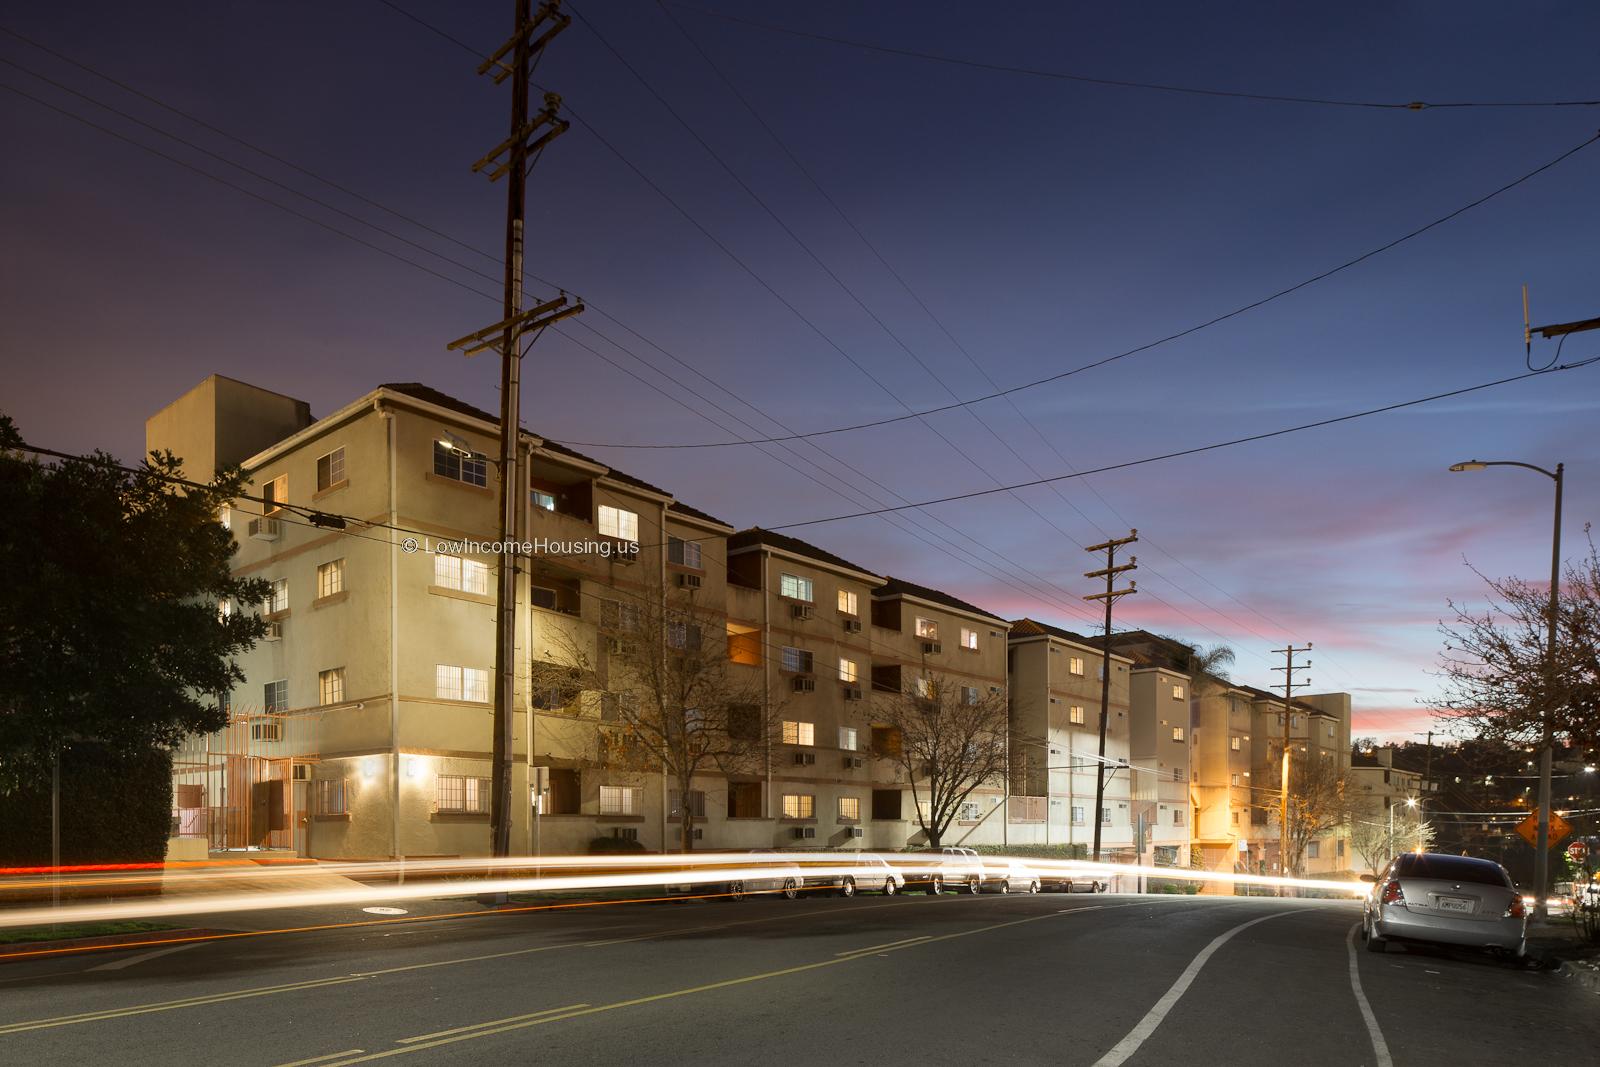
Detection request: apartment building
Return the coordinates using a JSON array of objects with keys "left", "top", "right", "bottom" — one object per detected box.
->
[
  {"left": 1348, "top": 746, "right": 1427, "bottom": 866},
  {"left": 151, "top": 376, "right": 1016, "bottom": 860},
  {"left": 1008, "top": 619, "right": 1137, "bottom": 855},
  {"left": 1129, "top": 665, "right": 1195, "bottom": 866}
]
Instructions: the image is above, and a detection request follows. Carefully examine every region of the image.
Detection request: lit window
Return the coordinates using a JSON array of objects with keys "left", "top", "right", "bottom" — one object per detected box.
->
[
  {"left": 1171, "top": 727, "right": 1185, "bottom": 742},
  {"left": 317, "top": 559, "right": 345, "bottom": 599},
  {"left": 1172, "top": 684, "right": 1185, "bottom": 700},
  {"left": 263, "top": 679, "right": 288, "bottom": 713},
  {"left": 436, "top": 665, "right": 489, "bottom": 703},
  {"left": 838, "top": 589, "right": 858, "bottom": 615},
  {"left": 839, "top": 726, "right": 858, "bottom": 751},
  {"left": 218, "top": 599, "right": 232, "bottom": 622},
  {"left": 915, "top": 617, "right": 938, "bottom": 639},
  {"left": 1231, "top": 773, "right": 1241, "bottom": 786},
  {"left": 532, "top": 489, "right": 556, "bottom": 511},
  {"left": 599, "top": 785, "right": 641, "bottom": 815},
  {"left": 432, "top": 441, "right": 487, "bottom": 487},
  {"left": 437, "top": 775, "right": 490, "bottom": 814},
  {"left": 668, "top": 537, "right": 702, "bottom": 569},
  {"left": 960, "top": 628, "right": 979, "bottom": 651},
  {"left": 781, "top": 794, "right": 815, "bottom": 819},
  {"left": 434, "top": 554, "right": 489, "bottom": 595},
  {"left": 1069, "top": 705, "right": 1086, "bottom": 725},
  {"left": 219, "top": 505, "right": 231, "bottom": 531},
  {"left": 316, "top": 448, "right": 345, "bottom": 491},
  {"left": 1068, "top": 656, "right": 1085, "bottom": 676},
  {"left": 838, "top": 796, "right": 861, "bottom": 821},
  {"left": 914, "top": 676, "right": 933, "bottom": 700},
  {"left": 318, "top": 668, "right": 345, "bottom": 705},
  {"left": 263, "top": 578, "right": 288, "bottom": 615},
  {"left": 262, "top": 473, "right": 288, "bottom": 515},
  {"left": 1230, "top": 736, "right": 1242, "bottom": 751},
  {"left": 780, "top": 646, "right": 813, "bottom": 673},
  {"left": 315, "top": 778, "right": 347, "bottom": 815},
  {"left": 839, "top": 658, "right": 858, "bottom": 683},
  {"left": 782, "top": 720, "right": 815, "bottom": 746},
  {"left": 780, "top": 573, "right": 813, "bottom": 601},
  {"left": 597, "top": 505, "right": 638, "bottom": 541}
]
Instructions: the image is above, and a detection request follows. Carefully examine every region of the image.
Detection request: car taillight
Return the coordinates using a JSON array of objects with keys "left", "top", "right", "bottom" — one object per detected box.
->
[
  {"left": 1380, "top": 880, "right": 1404, "bottom": 905},
  {"left": 1505, "top": 896, "right": 1526, "bottom": 918}
]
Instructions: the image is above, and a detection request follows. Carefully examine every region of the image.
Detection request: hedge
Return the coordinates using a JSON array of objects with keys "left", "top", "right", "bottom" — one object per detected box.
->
[{"left": 0, "top": 743, "right": 173, "bottom": 866}]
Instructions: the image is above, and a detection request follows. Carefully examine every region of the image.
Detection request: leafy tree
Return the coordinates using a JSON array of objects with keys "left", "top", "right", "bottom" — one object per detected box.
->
[
  {"left": 0, "top": 414, "right": 267, "bottom": 794},
  {"left": 865, "top": 667, "right": 1009, "bottom": 847}
]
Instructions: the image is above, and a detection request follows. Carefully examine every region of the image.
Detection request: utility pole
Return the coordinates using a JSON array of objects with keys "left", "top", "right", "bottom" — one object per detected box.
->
[
  {"left": 1270, "top": 643, "right": 1313, "bottom": 889},
  {"left": 449, "top": 0, "right": 577, "bottom": 858},
  {"left": 1085, "top": 530, "right": 1137, "bottom": 864}
]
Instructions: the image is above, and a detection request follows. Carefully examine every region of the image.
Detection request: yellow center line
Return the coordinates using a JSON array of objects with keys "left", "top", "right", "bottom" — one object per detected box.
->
[
  {"left": 0, "top": 974, "right": 369, "bottom": 1036},
  {"left": 394, "top": 1003, "right": 588, "bottom": 1044},
  {"left": 274, "top": 1051, "right": 367, "bottom": 1067},
  {"left": 833, "top": 935, "right": 930, "bottom": 956}
]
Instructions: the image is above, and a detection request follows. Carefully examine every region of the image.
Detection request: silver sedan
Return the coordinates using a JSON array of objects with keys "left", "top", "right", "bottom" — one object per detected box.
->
[{"left": 1362, "top": 852, "right": 1527, "bottom": 958}]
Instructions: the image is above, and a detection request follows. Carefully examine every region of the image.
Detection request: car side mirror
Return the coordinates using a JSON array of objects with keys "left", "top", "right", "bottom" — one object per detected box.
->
[{"left": 1359, "top": 873, "right": 1376, "bottom": 883}]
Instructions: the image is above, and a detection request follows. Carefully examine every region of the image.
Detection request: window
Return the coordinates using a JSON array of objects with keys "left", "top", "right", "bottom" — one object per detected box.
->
[
  {"left": 1172, "top": 684, "right": 1185, "bottom": 700},
  {"left": 958, "top": 801, "right": 982, "bottom": 823},
  {"left": 1230, "top": 736, "right": 1242, "bottom": 752},
  {"left": 838, "top": 658, "right": 858, "bottom": 683},
  {"left": 1233, "top": 811, "right": 1241, "bottom": 825},
  {"left": 531, "top": 586, "right": 558, "bottom": 611},
  {"left": 599, "top": 785, "right": 641, "bottom": 815},
  {"left": 914, "top": 676, "right": 933, "bottom": 700},
  {"left": 599, "top": 599, "right": 640, "bottom": 633},
  {"left": 1172, "top": 808, "right": 1185, "bottom": 826},
  {"left": 219, "top": 504, "right": 231, "bottom": 531},
  {"left": 436, "top": 665, "right": 489, "bottom": 703},
  {"left": 1172, "top": 766, "right": 1182, "bottom": 782},
  {"left": 728, "top": 781, "right": 763, "bottom": 818},
  {"left": 781, "top": 794, "right": 815, "bottom": 819},
  {"left": 1171, "top": 727, "right": 1185, "bottom": 742},
  {"left": 1308, "top": 841, "right": 1321, "bottom": 860},
  {"left": 432, "top": 441, "right": 487, "bottom": 487},
  {"left": 838, "top": 589, "right": 858, "bottom": 615},
  {"left": 318, "top": 668, "right": 345, "bottom": 705},
  {"left": 838, "top": 796, "right": 861, "bottom": 821},
  {"left": 668, "top": 536, "right": 702, "bottom": 569},
  {"left": 1100, "top": 807, "right": 1112, "bottom": 825},
  {"left": 961, "top": 686, "right": 979, "bottom": 706},
  {"left": 839, "top": 726, "right": 858, "bottom": 751},
  {"left": 316, "top": 448, "right": 345, "bottom": 491},
  {"left": 669, "top": 789, "right": 706, "bottom": 818},
  {"left": 317, "top": 559, "right": 345, "bottom": 599},
  {"left": 437, "top": 775, "right": 490, "bottom": 814},
  {"left": 263, "top": 679, "right": 288, "bottom": 713},
  {"left": 667, "top": 620, "right": 703, "bottom": 651},
  {"left": 781, "top": 720, "right": 815, "bottom": 746},
  {"left": 596, "top": 505, "right": 638, "bottom": 541},
  {"left": 315, "top": 778, "right": 347, "bottom": 815},
  {"left": 780, "top": 573, "right": 813, "bottom": 601},
  {"left": 1231, "top": 773, "right": 1241, "bottom": 786},
  {"left": 871, "top": 789, "right": 902, "bottom": 820},
  {"left": 531, "top": 488, "right": 556, "bottom": 512},
  {"left": 262, "top": 473, "right": 287, "bottom": 515},
  {"left": 1326, "top": 724, "right": 1335, "bottom": 740},
  {"left": 218, "top": 598, "right": 232, "bottom": 622},
  {"left": 1337, "top": 840, "right": 1346, "bottom": 858},
  {"left": 1069, "top": 705, "right": 1086, "bottom": 725},
  {"left": 434, "top": 554, "right": 489, "bottom": 595},
  {"left": 1071, "top": 805, "right": 1085, "bottom": 826},
  {"left": 915, "top": 617, "right": 938, "bottom": 639},
  {"left": 960, "top": 628, "right": 979, "bottom": 650},
  {"left": 263, "top": 578, "right": 288, "bottom": 615},
  {"left": 1068, "top": 656, "right": 1085, "bottom": 676},
  {"left": 780, "top": 646, "right": 813, "bottom": 673},
  {"left": 250, "top": 719, "right": 281, "bottom": 742}
]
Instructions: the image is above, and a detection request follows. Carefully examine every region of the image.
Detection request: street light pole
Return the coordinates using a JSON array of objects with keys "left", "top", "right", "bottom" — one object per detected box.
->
[{"left": 1449, "top": 459, "right": 1564, "bottom": 918}]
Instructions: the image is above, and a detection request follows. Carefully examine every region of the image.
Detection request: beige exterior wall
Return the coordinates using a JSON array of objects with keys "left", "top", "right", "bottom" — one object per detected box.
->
[{"left": 1129, "top": 667, "right": 1193, "bottom": 859}]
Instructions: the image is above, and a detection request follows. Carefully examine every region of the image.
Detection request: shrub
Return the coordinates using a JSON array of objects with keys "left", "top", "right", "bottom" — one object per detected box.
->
[
  {"left": 0, "top": 743, "right": 172, "bottom": 865},
  {"left": 587, "top": 835, "right": 647, "bottom": 854}
]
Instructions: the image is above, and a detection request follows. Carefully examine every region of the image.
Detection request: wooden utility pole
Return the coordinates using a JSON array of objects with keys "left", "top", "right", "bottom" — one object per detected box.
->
[
  {"left": 449, "top": 0, "right": 577, "bottom": 858},
  {"left": 1085, "top": 530, "right": 1137, "bottom": 864},
  {"left": 1270, "top": 642, "right": 1313, "bottom": 887}
]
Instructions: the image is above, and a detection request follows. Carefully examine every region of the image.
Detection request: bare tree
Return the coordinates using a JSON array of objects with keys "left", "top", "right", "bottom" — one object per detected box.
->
[
  {"left": 1349, "top": 813, "right": 1436, "bottom": 876},
  {"left": 865, "top": 667, "right": 1009, "bottom": 847},
  {"left": 1273, "top": 749, "right": 1352, "bottom": 877},
  {"left": 1432, "top": 538, "right": 1600, "bottom": 750},
  {"left": 532, "top": 577, "right": 774, "bottom": 852}
]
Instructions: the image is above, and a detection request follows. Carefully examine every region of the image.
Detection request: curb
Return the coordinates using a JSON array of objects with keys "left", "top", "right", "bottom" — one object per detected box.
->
[
  {"left": 0, "top": 928, "right": 223, "bottom": 963},
  {"left": 1553, "top": 958, "right": 1600, "bottom": 994}
]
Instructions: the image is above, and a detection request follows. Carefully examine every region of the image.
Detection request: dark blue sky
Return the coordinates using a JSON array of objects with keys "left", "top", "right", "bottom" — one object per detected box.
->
[{"left": 4, "top": 1, "right": 1598, "bottom": 737}]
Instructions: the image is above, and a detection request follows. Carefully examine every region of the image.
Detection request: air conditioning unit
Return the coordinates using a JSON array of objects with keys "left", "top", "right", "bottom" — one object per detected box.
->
[
  {"left": 791, "top": 676, "right": 815, "bottom": 693},
  {"left": 921, "top": 641, "right": 942, "bottom": 655},
  {"left": 841, "top": 687, "right": 862, "bottom": 701},
  {"left": 248, "top": 517, "right": 282, "bottom": 541},
  {"left": 793, "top": 752, "right": 816, "bottom": 766},
  {"left": 843, "top": 756, "right": 864, "bottom": 769},
  {"left": 677, "top": 573, "right": 702, "bottom": 589},
  {"left": 847, "top": 827, "right": 864, "bottom": 838},
  {"left": 264, "top": 621, "right": 283, "bottom": 641},
  {"left": 842, "top": 619, "right": 862, "bottom": 634},
  {"left": 791, "top": 826, "right": 816, "bottom": 839},
  {"left": 790, "top": 603, "right": 814, "bottom": 620}
]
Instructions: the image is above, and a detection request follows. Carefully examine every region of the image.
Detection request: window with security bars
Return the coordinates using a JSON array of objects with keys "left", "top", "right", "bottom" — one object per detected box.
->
[
  {"left": 668, "top": 789, "right": 706, "bottom": 818},
  {"left": 436, "top": 665, "right": 489, "bottom": 703},
  {"left": 437, "top": 775, "right": 490, "bottom": 814},
  {"left": 315, "top": 778, "right": 347, "bottom": 815},
  {"left": 598, "top": 785, "right": 641, "bottom": 815},
  {"left": 838, "top": 796, "right": 861, "bottom": 821},
  {"left": 318, "top": 668, "right": 345, "bottom": 705},
  {"left": 433, "top": 441, "right": 487, "bottom": 487},
  {"left": 781, "top": 794, "right": 814, "bottom": 819},
  {"left": 316, "top": 448, "right": 345, "bottom": 491},
  {"left": 1230, "top": 736, "right": 1242, "bottom": 751},
  {"left": 780, "top": 646, "right": 812, "bottom": 673},
  {"left": 317, "top": 559, "right": 344, "bottom": 599},
  {"left": 433, "top": 554, "right": 488, "bottom": 595}
]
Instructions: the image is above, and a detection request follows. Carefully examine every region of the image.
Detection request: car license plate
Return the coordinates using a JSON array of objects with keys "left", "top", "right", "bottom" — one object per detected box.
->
[{"left": 1437, "top": 895, "right": 1473, "bottom": 914}]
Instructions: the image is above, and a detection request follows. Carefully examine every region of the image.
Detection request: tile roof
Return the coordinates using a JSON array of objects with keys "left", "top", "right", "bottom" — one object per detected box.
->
[
  {"left": 876, "top": 575, "right": 1004, "bottom": 622},
  {"left": 726, "top": 528, "right": 879, "bottom": 578}
]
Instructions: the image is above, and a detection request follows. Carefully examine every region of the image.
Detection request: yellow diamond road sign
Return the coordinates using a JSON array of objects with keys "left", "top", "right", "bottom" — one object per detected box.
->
[{"left": 1516, "top": 809, "right": 1572, "bottom": 848}]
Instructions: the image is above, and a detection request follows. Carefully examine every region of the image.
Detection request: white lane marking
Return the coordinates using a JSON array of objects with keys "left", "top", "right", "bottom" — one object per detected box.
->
[
  {"left": 1093, "top": 908, "right": 1306, "bottom": 1067},
  {"left": 1345, "top": 924, "right": 1395, "bottom": 1067},
  {"left": 273, "top": 1051, "right": 365, "bottom": 1067},
  {"left": 87, "top": 942, "right": 199, "bottom": 972}
]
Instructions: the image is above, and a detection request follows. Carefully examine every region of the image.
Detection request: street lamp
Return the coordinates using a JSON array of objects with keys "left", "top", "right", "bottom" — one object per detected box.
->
[{"left": 1449, "top": 457, "right": 1564, "bottom": 918}]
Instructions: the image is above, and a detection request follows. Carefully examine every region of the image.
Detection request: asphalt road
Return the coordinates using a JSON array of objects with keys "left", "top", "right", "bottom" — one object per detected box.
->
[{"left": 1, "top": 891, "right": 1594, "bottom": 1066}]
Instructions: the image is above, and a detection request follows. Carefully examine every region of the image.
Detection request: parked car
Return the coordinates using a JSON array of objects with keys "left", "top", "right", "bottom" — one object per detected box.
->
[
  {"left": 665, "top": 851, "right": 804, "bottom": 901},
  {"left": 1361, "top": 852, "right": 1527, "bottom": 958},
  {"left": 1549, "top": 881, "right": 1576, "bottom": 917},
  {"left": 904, "top": 846, "right": 986, "bottom": 894},
  {"left": 813, "top": 852, "right": 905, "bottom": 897},
  {"left": 981, "top": 857, "right": 1041, "bottom": 894},
  {"left": 1040, "top": 870, "right": 1109, "bottom": 894}
]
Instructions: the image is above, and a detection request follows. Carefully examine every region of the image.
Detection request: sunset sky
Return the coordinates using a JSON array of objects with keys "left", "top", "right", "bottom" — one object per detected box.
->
[{"left": 4, "top": 1, "right": 1598, "bottom": 741}]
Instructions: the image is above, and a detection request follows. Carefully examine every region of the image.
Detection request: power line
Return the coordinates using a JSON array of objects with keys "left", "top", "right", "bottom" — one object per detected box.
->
[
  {"left": 766, "top": 358, "right": 1600, "bottom": 530},
  {"left": 669, "top": 4, "right": 1600, "bottom": 112}
]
